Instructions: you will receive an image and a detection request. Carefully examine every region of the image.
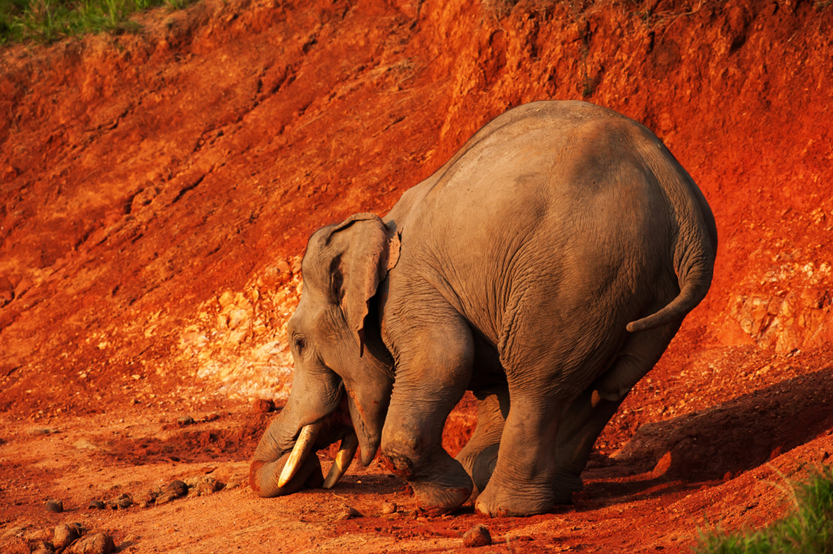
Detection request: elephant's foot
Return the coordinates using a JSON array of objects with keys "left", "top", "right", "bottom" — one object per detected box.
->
[
  {"left": 552, "top": 471, "right": 583, "bottom": 505},
  {"left": 393, "top": 455, "right": 472, "bottom": 516},
  {"left": 411, "top": 479, "right": 472, "bottom": 516},
  {"left": 382, "top": 434, "right": 473, "bottom": 515},
  {"left": 474, "top": 481, "right": 554, "bottom": 517}
]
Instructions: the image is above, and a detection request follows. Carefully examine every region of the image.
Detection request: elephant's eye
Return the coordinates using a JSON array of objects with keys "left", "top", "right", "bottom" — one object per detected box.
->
[{"left": 293, "top": 336, "right": 307, "bottom": 354}]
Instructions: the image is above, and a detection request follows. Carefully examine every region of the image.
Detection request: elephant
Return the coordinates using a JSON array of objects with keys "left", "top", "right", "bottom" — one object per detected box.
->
[{"left": 249, "top": 100, "right": 717, "bottom": 517}]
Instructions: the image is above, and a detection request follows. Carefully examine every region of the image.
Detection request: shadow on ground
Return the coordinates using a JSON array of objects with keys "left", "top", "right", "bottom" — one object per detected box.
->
[{"left": 613, "top": 367, "right": 833, "bottom": 480}]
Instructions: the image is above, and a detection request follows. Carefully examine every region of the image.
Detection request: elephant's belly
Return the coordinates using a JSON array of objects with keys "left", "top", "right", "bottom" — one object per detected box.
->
[{"left": 467, "top": 330, "right": 507, "bottom": 391}]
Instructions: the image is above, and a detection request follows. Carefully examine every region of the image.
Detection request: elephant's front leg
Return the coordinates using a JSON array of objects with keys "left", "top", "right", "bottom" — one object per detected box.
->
[{"left": 380, "top": 317, "right": 475, "bottom": 516}]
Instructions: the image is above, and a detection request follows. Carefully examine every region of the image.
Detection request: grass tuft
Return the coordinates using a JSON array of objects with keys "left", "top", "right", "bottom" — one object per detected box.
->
[
  {"left": 695, "top": 465, "right": 833, "bottom": 554},
  {"left": 0, "top": 0, "right": 196, "bottom": 44}
]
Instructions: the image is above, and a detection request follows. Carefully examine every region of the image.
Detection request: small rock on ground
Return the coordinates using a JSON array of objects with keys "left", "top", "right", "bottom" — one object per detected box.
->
[
  {"left": 154, "top": 491, "right": 178, "bottom": 506},
  {"left": 30, "top": 428, "right": 59, "bottom": 435},
  {"left": 88, "top": 500, "right": 106, "bottom": 510},
  {"left": 108, "top": 493, "right": 132, "bottom": 510},
  {"left": 66, "top": 533, "right": 115, "bottom": 554},
  {"left": 252, "top": 399, "right": 275, "bottom": 413},
  {"left": 166, "top": 480, "right": 188, "bottom": 498},
  {"left": 53, "top": 522, "right": 84, "bottom": 549},
  {"left": 134, "top": 489, "right": 159, "bottom": 507},
  {"left": 153, "top": 479, "right": 189, "bottom": 505},
  {"left": 23, "top": 529, "right": 52, "bottom": 541},
  {"left": 463, "top": 524, "right": 492, "bottom": 547},
  {"left": 193, "top": 480, "right": 219, "bottom": 496},
  {"left": 31, "top": 541, "right": 55, "bottom": 554},
  {"left": 380, "top": 501, "right": 397, "bottom": 515},
  {"left": 337, "top": 506, "right": 363, "bottom": 520},
  {"left": 187, "top": 476, "right": 223, "bottom": 496},
  {"left": 45, "top": 499, "right": 64, "bottom": 513}
]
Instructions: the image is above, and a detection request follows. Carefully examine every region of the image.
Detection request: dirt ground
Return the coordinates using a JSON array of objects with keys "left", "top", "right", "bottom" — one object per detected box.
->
[{"left": 1, "top": 0, "right": 832, "bottom": 551}]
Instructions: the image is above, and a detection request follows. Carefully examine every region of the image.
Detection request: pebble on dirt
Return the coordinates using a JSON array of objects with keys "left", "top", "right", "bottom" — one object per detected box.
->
[
  {"left": 167, "top": 480, "right": 189, "bottom": 497},
  {"left": 463, "top": 524, "right": 492, "bottom": 548},
  {"left": 108, "top": 493, "right": 133, "bottom": 510},
  {"left": 337, "top": 506, "right": 363, "bottom": 520},
  {"left": 23, "top": 529, "right": 52, "bottom": 542},
  {"left": 88, "top": 500, "right": 106, "bottom": 510},
  {"left": 45, "top": 499, "right": 64, "bottom": 513},
  {"left": 252, "top": 398, "right": 275, "bottom": 413},
  {"left": 190, "top": 477, "right": 223, "bottom": 496},
  {"left": 53, "top": 522, "right": 84, "bottom": 549},
  {"left": 380, "top": 501, "right": 397, "bottom": 515},
  {"left": 134, "top": 488, "right": 159, "bottom": 507},
  {"left": 30, "top": 427, "right": 59, "bottom": 435},
  {"left": 152, "top": 491, "right": 176, "bottom": 506},
  {"left": 31, "top": 541, "right": 54, "bottom": 554},
  {"left": 152, "top": 479, "right": 190, "bottom": 505},
  {"left": 65, "top": 532, "right": 116, "bottom": 554}
]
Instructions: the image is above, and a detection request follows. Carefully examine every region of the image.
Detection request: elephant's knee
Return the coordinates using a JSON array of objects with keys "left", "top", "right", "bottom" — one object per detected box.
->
[{"left": 380, "top": 434, "right": 423, "bottom": 480}]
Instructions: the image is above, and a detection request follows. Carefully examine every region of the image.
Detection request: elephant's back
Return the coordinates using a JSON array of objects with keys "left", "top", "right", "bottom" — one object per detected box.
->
[
  {"left": 384, "top": 101, "right": 629, "bottom": 232},
  {"left": 405, "top": 100, "right": 676, "bottom": 255},
  {"left": 388, "top": 101, "right": 682, "bottom": 348}
]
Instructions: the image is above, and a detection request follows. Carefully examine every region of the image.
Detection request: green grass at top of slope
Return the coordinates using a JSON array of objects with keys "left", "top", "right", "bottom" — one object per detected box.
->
[{"left": 0, "top": 0, "right": 194, "bottom": 45}]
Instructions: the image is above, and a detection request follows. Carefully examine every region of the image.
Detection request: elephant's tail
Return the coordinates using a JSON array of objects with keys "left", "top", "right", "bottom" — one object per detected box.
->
[
  {"left": 626, "top": 119, "right": 718, "bottom": 334},
  {"left": 626, "top": 248, "right": 715, "bottom": 333}
]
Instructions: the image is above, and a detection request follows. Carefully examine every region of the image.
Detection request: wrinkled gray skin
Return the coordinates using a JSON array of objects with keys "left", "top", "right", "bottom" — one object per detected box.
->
[{"left": 250, "top": 100, "right": 718, "bottom": 517}]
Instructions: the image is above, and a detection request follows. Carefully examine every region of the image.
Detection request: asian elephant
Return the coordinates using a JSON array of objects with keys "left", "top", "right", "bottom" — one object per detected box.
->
[{"left": 249, "top": 100, "right": 717, "bottom": 517}]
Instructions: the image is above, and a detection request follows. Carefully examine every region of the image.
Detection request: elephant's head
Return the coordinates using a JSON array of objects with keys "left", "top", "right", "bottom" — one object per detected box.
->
[{"left": 250, "top": 213, "right": 400, "bottom": 497}]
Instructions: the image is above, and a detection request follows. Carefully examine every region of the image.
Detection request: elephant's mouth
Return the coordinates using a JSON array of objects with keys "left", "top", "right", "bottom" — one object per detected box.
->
[
  {"left": 279, "top": 392, "right": 361, "bottom": 490},
  {"left": 278, "top": 423, "right": 360, "bottom": 490}
]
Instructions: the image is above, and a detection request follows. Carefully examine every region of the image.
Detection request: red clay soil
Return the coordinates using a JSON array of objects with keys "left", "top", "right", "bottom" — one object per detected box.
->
[{"left": 1, "top": 0, "right": 833, "bottom": 552}]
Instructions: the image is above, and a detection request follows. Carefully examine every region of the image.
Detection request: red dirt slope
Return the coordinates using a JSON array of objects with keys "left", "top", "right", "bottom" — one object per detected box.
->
[{"left": 1, "top": 0, "right": 832, "bottom": 552}]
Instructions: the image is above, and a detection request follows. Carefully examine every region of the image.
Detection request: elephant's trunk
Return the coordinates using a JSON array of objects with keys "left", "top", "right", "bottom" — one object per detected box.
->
[
  {"left": 249, "top": 373, "right": 346, "bottom": 497},
  {"left": 249, "top": 409, "right": 324, "bottom": 497},
  {"left": 250, "top": 412, "right": 348, "bottom": 496},
  {"left": 278, "top": 422, "right": 323, "bottom": 487}
]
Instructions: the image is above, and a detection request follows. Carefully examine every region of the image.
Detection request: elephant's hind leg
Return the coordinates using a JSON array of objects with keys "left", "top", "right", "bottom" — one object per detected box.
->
[
  {"left": 474, "top": 385, "right": 571, "bottom": 517},
  {"left": 551, "top": 321, "right": 681, "bottom": 503},
  {"left": 455, "top": 386, "right": 509, "bottom": 500},
  {"left": 550, "top": 387, "right": 624, "bottom": 503}
]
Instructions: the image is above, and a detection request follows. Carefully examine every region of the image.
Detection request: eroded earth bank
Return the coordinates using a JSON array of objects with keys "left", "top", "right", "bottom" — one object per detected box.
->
[{"left": 1, "top": 0, "right": 833, "bottom": 551}]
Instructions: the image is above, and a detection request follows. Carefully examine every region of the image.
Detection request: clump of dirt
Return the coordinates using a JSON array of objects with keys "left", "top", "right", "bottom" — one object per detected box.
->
[{"left": 1, "top": 0, "right": 832, "bottom": 552}]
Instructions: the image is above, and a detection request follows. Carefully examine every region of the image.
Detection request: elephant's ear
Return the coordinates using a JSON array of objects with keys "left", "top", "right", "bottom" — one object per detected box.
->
[{"left": 324, "top": 213, "right": 399, "bottom": 355}]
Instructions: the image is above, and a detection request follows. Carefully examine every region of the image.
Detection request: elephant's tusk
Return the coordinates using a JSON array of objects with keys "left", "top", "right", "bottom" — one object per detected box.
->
[
  {"left": 322, "top": 433, "right": 359, "bottom": 489},
  {"left": 278, "top": 422, "right": 323, "bottom": 488}
]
